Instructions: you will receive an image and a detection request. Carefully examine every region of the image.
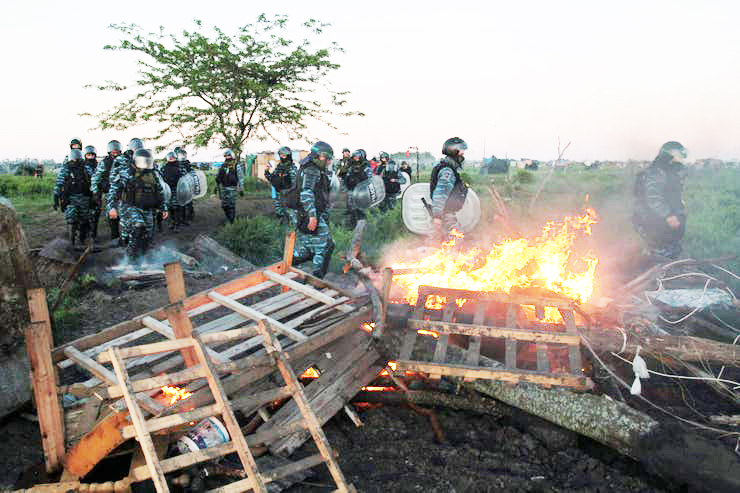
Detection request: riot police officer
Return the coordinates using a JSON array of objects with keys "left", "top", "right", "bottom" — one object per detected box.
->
[{"left": 430, "top": 137, "right": 468, "bottom": 239}]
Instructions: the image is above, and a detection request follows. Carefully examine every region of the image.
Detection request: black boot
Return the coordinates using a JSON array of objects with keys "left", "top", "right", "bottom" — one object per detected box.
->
[
  {"left": 227, "top": 207, "right": 236, "bottom": 223},
  {"left": 292, "top": 251, "right": 313, "bottom": 267},
  {"left": 91, "top": 214, "right": 99, "bottom": 241},
  {"left": 156, "top": 211, "right": 164, "bottom": 232},
  {"left": 110, "top": 217, "right": 120, "bottom": 240},
  {"left": 79, "top": 222, "right": 89, "bottom": 245},
  {"left": 70, "top": 223, "right": 78, "bottom": 247},
  {"left": 313, "top": 239, "right": 335, "bottom": 279}
]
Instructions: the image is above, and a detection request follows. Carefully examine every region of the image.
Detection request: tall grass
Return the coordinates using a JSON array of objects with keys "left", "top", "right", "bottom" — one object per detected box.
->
[{"left": 0, "top": 175, "right": 55, "bottom": 197}]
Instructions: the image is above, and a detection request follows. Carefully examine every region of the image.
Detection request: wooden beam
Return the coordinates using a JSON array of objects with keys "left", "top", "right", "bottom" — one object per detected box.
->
[
  {"left": 164, "top": 301, "right": 198, "bottom": 368},
  {"left": 374, "top": 267, "right": 393, "bottom": 339},
  {"left": 396, "top": 360, "right": 593, "bottom": 391},
  {"left": 283, "top": 231, "right": 296, "bottom": 270},
  {"left": 25, "top": 288, "right": 65, "bottom": 473},
  {"left": 413, "top": 285, "right": 576, "bottom": 309},
  {"left": 96, "top": 338, "right": 196, "bottom": 362},
  {"left": 108, "top": 347, "right": 169, "bottom": 493},
  {"left": 262, "top": 271, "right": 353, "bottom": 313},
  {"left": 408, "top": 319, "right": 581, "bottom": 345},
  {"left": 141, "top": 316, "right": 226, "bottom": 364},
  {"left": 121, "top": 403, "right": 223, "bottom": 439},
  {"left": 207, "top": 291, "right": 308, "bottom": 342}
]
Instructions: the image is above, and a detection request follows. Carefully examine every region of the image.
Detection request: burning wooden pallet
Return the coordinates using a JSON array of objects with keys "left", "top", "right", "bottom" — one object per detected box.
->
[
  {"left": 23, "top": 233, "right": 377, "bottom": 491},
  {"left": 391, "top": 284, "right": 593, "bottom": 391}
]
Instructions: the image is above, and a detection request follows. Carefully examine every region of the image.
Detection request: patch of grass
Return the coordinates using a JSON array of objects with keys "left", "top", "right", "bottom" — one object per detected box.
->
[
  {"left": 0, "top": 175, "right": 56, "bottom": 197},
  {"left": 47, "top": 273, "right": 98, "bottom": 345},
  {"left": 215, "top": 215, "right": 286, "bottom": 266}
]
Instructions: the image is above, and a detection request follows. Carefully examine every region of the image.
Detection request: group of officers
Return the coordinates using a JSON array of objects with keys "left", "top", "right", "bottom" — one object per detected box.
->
[
  {"left": 52, "top": 133, "right": 687, "bottom": 276},
  {"left": 53, "top": 137, "right": 198, "bottom": 260}
]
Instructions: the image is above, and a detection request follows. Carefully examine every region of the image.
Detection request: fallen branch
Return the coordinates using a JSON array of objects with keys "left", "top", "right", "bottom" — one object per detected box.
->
[{"left": 51, "top": 243, "right": 92, "bottom": 314}]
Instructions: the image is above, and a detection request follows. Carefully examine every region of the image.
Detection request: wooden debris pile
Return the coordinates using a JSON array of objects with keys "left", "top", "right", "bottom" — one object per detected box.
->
[{"left": 21, "top": 233, "right": 372, "bottom": 492}]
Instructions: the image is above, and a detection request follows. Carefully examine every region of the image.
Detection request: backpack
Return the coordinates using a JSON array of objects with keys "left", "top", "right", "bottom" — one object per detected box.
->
[
  {"left": 124, "top": 172, "right": 163, "bottom": 209},
  {"left": 65, "top": 164, "right": 91, "bottom": 196}
]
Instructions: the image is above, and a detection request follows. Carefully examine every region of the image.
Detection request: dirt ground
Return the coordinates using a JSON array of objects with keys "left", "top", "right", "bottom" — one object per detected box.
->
[{"left": 0, "top": 195, "right": 701, "bottom": 493}]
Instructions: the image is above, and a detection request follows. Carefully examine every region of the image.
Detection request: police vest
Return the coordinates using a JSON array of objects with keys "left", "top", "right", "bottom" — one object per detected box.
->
[
  {"left": 383, "top": 169, "right": 401, "bottom": 194},
  {"left": 284, "top": 163, "right": 329, "bottom": 213},
  {"left": 268, "top": 161, "right": 292, "bottom": 191},
  {"left": 218, "top": 164, "right": 239, "bottom": 187},
  {"left": 123, "top": 171, "right": 163, "bottom": 209},
  {"left": 345, "top": 163, "right": 368, "bottom": 190},
  {"left": 430, "top": 162, "right": 467, "bottom": 213},
  {"left": 65, "top": 163, "right": 91, "bottom": 197}
]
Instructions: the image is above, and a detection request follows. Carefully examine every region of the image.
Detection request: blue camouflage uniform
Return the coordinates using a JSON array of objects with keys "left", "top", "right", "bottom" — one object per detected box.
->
[
  {"left": 633, "top": 155, "right": 686, "bottom": 259},
  {"left": 107, "top": 163, "right": 168, "bottom": 259},
  {"left": 160, "top": 159, "right": 184, "bottom": 230},
  {"left": 431, "top": 156, "right": 468, "bottom": 238},
  {"left": 105, "top": 153, "right": 135, "bottom": 244},
  {"left": 338, "top": 158, "right": 373, "bottom": 228},
  {"left": 91, "top": 153, "right": 122, "bottom": 240},
  {"left": 292, "top": 154, "right": 334, "bottom": 277},
  {"left": 379, "top": 160, "right": 407, "bottom": 211},
  {"left": 54, "top": 158, "right": 93, "bottom": 245},
  {"left": 216, "top": 159, "right": 244, "bottom": 223},
  {"left": 178, "top": 159, "right": 195, "bottom": 223}
]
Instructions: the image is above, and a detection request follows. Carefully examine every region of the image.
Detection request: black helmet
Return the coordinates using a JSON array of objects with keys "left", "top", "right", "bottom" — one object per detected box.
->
[
  {"left": 83, "top": 145, "right": 97, "bottom": 158},
  {"left": 442, "top": 137, "right": 467, "bottom": 157},
  {"left": 174, "top": 147, "right": 187, "bottom": 161},
  {"left": 127, "top": 138, "right": 144, "bottom": 152},
  {"left": 658, "top": 141, "right": 687, "bottom": 162},
  {"left": 351, "top": 149, "right": 366, "bottom": 161},
  {"left": 70, "top": 138, "right": 82, "bottom": 150},
  {"left": 68, "top": 149, "right": 83, "bottom": 162},
  {"left": 310, "top": 141, "right": 333, "bottom": 161},
  {"left": 342, "top": 148, "right": 350, "bottom": 154},
  {"left": 379, "top": 151, "right": 389, "bottom": 161},
  {"left": 107, "top": 140, "right": 122, "bottom": 154},
  {"left": 166, "top": 151, "right": 176, "bottom": 162},
  {"left": 223, "top": 149, "right": 236, "bottom": 161},
  {"left": 278, "top": 146, "right": 291, "bottom": 160},
  {"left": 133, "top": 149, "right": 154, "bottom": 170}
]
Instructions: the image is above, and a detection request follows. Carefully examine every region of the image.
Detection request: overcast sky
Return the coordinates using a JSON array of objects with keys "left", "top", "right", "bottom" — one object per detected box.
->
[{"left": 1, "top": 0, "right": 739, "bottom": 162}]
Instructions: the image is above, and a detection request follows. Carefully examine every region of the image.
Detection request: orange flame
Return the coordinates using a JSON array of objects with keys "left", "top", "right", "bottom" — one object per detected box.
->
[
  {"left": 300, "top": 367, "right": 320, "bottom": 379},
  {"left": 392, "top": 210, "right": 598, "bottom": 305},
  {"left": 416, "top": 329, "right": 439, "bottom": 338},
  {"left": 361, "top": 386, "right": 397, "bottom": 392},
  {"left": 161, "top": 385, "right": 192, "bottom": 406}
]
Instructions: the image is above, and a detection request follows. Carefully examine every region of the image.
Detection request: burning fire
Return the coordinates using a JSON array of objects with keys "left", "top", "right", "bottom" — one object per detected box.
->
[
  {"left": 392, "top": 210, "right": 598, "bottom": 305},
  {"left": 300, "top": 367, "right": 320, "bottom": 379},
  {"left": 161, "top": 385, "right": 192, "bottom": 406}
]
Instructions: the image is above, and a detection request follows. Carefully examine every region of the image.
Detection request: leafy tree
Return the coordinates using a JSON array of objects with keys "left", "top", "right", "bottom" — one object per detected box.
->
[{"left": 85, "top": 15, "right": 361, "bottom": 158}]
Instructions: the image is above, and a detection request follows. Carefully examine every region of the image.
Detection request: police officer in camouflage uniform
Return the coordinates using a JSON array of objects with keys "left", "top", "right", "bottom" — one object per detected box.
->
[
  {"left": 106, "top": 138, "right": 145, "bottom": 247},
  {"left": 92, "top": 140, "right": 123, "bottom": 242},
  {"left": 108, "top": 149, "right": 168, "bottom": 260},
  {"left": 264, "top": 146, "right": 296, "bottom": 223},
  {"left": 338, "top": 149, "right": 374, "bottom": 228},
  {"left": 337, "top": 148, "right": 351, "bottom": 177},
  {"left": 291, "top": 141, "right": 335, "bottom": 278},
  {"left": 431, "top": 137, "right": 468, "bottom": 239},
  {"left": 216, "top": 149, "right": 243, "bottom": 224},
  {"left": 632, "top": 141, "right": 688, "bottom": 259},
  {"left": 175, "top": 147, "right": 195, "bottom": 225},
  {"left": 378, "top": 154, "right": 406, "bottom": 212},
  {"left": 62, "top": 138, "right": 83, "bottom": 166},
  {"left": 53, "top": 149, "right": 93, "bottom": 247},
  {"left": 160, "top": 151, "right": 184, "bottom": 231},
  {"left": 81, "top": 146, "right": 101, "bottom": 241}
]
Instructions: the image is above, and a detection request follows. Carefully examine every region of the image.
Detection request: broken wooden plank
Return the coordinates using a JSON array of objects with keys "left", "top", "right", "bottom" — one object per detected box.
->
[
  {"left": 262, "top": 270, "right": 353, "bottom": 313},
  {"left": 25, "top": 288, "right": 65, "bottom": 473}
]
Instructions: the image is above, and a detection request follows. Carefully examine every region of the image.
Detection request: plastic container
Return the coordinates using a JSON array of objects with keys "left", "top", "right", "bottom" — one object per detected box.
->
[{"left": 176, "top": 417, "right": 230, "bottom": 454}]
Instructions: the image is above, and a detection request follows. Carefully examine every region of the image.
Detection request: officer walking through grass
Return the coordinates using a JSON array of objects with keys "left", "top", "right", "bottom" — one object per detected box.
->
[
  {"left": 290, "top": 141, "right": 335, "bottom": 278},
  {"left": 338, "top": 149, "right": 373, "bottom": 228},
  {"left": 106, "top": 138, "right": 145, "bottom": 246},
  {"left": 108, "top": 148, "right": 168, "bottom": 260},
  {"left": 632, "top": 141, "right": 688, "bottom": 259},
  {"left": 53, "top": 149, "right": 93, "bottom": 247},
  {"left": 216, "top": 149, "right": 243, "bottom": 224},
  {"left": 431, "top": 137, "right": 469, "bottom": 239},
  {"left": 264, "top": 146, "right": 296, "bottom": 223},
  {"left": 92, "top": 140, "right": 123, "bottom": 242},
  {"left": 160, "top": 151, "right": 184, "bottom": 231}
]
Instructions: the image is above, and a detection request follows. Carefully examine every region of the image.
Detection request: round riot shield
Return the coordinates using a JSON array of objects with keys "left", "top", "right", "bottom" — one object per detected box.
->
[
  {"left": 176, "top": 170, "right": 208, "bottom": 205},
  {"left": 401, "top": 182, "right": 480, "bottom": 235},
  {"left": 399, "top": 171, "right": 411, "bottom": 195},
  {"left": 350, "top": 175, "right": 386, "bottom": 210}
]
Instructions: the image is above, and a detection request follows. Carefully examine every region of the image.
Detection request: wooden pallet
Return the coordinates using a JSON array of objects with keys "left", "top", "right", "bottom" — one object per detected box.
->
[
  {"left": 100, "top": 325, "right": 356, "bottom": 493},
  {"left": 60, "top": 237, "right": 366, "bottom": 479},
  {"left": 396, "top": 285, "right": 593, "bottom": 391}
]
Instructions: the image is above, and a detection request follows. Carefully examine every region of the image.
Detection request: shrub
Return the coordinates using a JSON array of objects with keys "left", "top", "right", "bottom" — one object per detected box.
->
[
  {"left": 215, "top": 215, "right": 285, "bottom": 266},
  {"left": 512, "top": 169, "right": 535, "bottom": 185}
]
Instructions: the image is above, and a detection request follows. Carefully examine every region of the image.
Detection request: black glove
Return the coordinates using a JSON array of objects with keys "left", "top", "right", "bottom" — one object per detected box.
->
[
  {"left": 238, "top": 190, "right": 244, "bottom": 197},
  {"left": 53, "top": 195, "right": 59, "bottom": 211}
]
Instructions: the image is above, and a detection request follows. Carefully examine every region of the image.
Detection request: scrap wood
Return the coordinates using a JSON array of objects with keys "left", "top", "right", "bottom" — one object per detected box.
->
[{"left": 352, "top": 388, "right": 507, "bottom": 419}]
